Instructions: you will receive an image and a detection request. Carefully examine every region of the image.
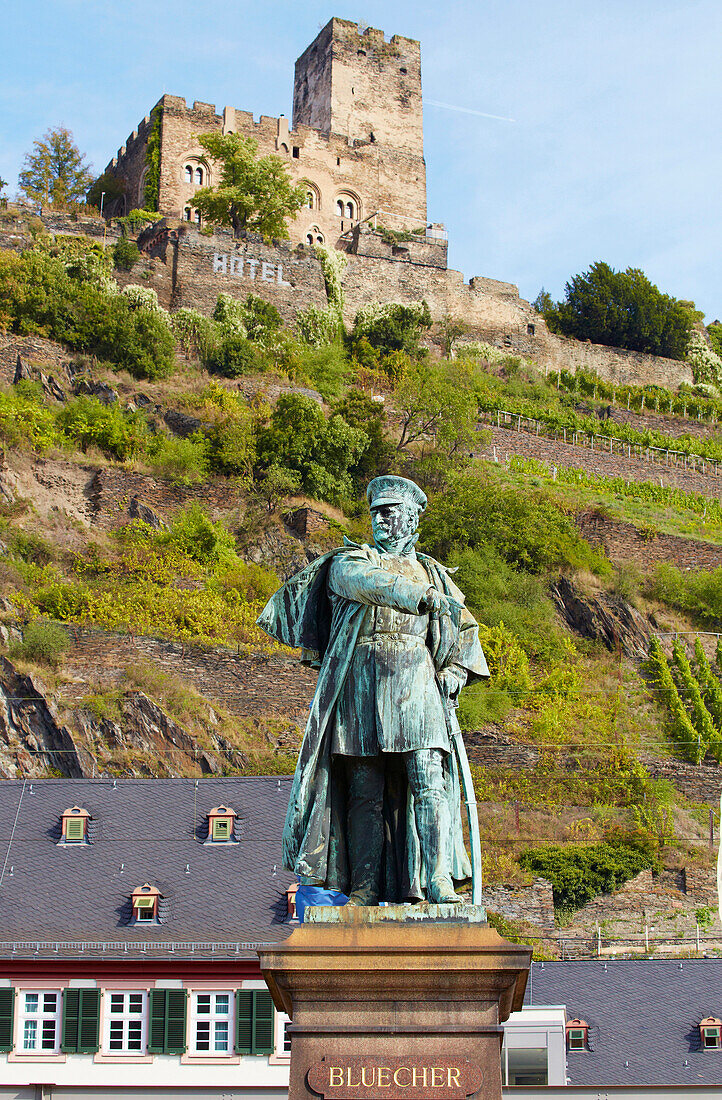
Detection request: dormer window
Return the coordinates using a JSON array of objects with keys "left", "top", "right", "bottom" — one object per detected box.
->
[
  {"left": 59, "top": 805, "right": 90, "bottom": 845},
  {"left": 131, "top": 883, "right": 160, "bottom": 924},
  {"left": 700, "top": 1017, "right": 722, "bottom": 1049},
  {"left": 566, "top": 1019, "right": 589, "bottom": 1051},
  {"left": 206, "top": 805, "right": 238, "bottom": 844}
]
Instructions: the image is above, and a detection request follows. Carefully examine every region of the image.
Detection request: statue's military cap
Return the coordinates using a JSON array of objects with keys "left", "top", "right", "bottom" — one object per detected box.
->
[{"left": 366, "top": 475, "right": 427, "bottom": 512}]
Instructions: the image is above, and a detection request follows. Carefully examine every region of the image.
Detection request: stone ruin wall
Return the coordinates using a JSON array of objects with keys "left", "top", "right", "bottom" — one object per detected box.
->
[{"left": 0, "top": 209, "right": 693, "bottom": 392}]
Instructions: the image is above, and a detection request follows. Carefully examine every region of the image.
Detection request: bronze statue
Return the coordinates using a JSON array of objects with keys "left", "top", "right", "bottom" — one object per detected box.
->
[{"left": 258, "top": 475, "right": 488, "bottom": 905}]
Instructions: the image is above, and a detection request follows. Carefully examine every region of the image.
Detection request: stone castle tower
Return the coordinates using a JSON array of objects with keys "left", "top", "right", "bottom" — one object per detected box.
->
[
  {"left": 293, "top": 18, "right": 423, "bottom": 156},
  {"left": 104, "top": 18, "right": 427, "bottom": 248}
]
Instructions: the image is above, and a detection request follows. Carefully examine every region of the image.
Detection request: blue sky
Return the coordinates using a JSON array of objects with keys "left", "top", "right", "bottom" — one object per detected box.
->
[{"left": 2, "top": 0, "right": 720, "bottom": 318}]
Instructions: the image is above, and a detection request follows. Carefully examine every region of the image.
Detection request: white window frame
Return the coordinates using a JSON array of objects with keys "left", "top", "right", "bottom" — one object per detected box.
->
[
  {"left": 103, "top": 990, "right": 147, "bottom": 1055},
  {"left": 273, "top": 1009, "right": 292, "bottom": 1061},
  {"left": 18, "top": 990, "right": 62, "bottom": 1054},
  {"left": 190, "top": 992, "right": 234, "bottom": 1056}
]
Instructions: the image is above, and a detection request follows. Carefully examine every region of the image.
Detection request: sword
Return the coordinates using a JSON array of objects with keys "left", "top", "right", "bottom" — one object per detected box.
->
[{"left": 431, "top": 594, "right": 483, "bottom": 907}]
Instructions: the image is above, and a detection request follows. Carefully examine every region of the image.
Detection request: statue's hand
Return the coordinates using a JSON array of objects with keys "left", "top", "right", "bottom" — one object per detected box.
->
[
  {"left": 437, "top": 665, "right": 467, "bottom": 705},
  {"left": 424, "top": 589, "right": 464, "bottom": 619}
]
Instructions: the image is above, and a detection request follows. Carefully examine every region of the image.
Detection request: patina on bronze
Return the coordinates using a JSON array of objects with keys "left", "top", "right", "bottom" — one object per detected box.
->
[
  {"left": 307, "top": 1057, "right": 483, "bottom": 1099},
  {"left": 257, "top": 475, "right": 489, "bottom": 906}
]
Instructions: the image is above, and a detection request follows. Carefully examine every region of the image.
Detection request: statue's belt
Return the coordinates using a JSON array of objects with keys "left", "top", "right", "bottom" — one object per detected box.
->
[{"left": 356, "top": 633, "right": 427, "bottom": 645}]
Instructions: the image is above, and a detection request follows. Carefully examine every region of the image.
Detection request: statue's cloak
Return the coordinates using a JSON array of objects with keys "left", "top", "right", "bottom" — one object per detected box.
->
[{"left": 257, "top": 542, "right": 489, "bottom": 901}]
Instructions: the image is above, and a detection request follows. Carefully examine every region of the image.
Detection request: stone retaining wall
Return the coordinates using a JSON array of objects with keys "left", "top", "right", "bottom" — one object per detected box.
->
[
  {"left": 59, "top": 627, "right": 317, "bottom": 725},
  {"left": 89, "top": 466, "right": 242, "bottom": 529},
  {"left": 576, "top": 514, "right": 722, "bottom": 572},
  {"left": 479, "top": 423, "right": 720, "bottom": 496},
  {"left": 482, "top": 877, "right": 555, "bottom": 930}
]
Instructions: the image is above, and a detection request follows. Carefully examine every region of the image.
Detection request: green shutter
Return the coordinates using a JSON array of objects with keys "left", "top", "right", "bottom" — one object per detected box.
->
[
  {"left": 147, "top": 990, "right": 187, "bottom": 1054},
  {"left": 0, "top": 988, "right": 14, "bottom": 1052},
  {"left": 61, "top": 989, "right": 80, "bottom": 1053},
  {"left": 78, "top": 990, "right": 100, "bottom": 1053},
  {"left": 253, "top": 991, "right": 274, "bottom": 1055},
  {"left": 236, "top": 990, "right": 274, "bottom": 1055},
  {"left": 236, "top": 990, "right": 253, "bottom": 1054},
  {"left": 165, "top": 990, "right": 187, "bottom": 1055},
  {"left": 148, "top": 990, "right": 167, "bottom": 1053},
  {"left": 62, "top": 989, "right": 99, "bottom": 1054}
]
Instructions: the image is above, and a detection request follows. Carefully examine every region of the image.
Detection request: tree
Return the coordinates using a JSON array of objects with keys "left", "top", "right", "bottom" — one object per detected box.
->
[
  {"left": 0, "top": 176, "right": 7, "bottom": 197},
  {"left": 532, "top": 287, "right": 554, "bottom": 315},
  {"left": 87, "top": 170, "right": 126, "bottom": 212},
  {"left": 256, "top": 393, "right": 368, "bottom": 504},
  {"left": 394, "top": 363, "right": 478, "bottom": 458},
  {"left": 18, "top": 127, "right": 94, "bottom": 207},
  {"left": 255, "top": 464, "right": 302, "bottom": 512},
  {"left": 192, "top": 133, "right": 306, "bottom": 239},
  {"left": 544, "top": 261, "right": 692, "bottom": 360},
  {"left": 332, "top": 389, "right": 395, "bottom": 481}
]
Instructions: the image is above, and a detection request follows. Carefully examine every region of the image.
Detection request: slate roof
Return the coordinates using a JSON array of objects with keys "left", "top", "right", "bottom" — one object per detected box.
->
[
  {"left": 0, "top": 777, "right": 296, "bottom": 959},
  {"left": 526, "top": 959, "right": 722, "bottom": 1087}
]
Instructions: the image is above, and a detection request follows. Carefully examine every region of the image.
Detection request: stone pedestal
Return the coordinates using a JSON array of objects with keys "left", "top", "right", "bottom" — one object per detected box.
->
[{"left": 259, "top": 905, "right": 531, "bottom": 1100}]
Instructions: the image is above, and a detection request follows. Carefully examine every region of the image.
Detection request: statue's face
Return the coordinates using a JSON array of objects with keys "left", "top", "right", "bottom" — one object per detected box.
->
[{"left": 371, "top": 502, "right": 417, "bottom": 550}]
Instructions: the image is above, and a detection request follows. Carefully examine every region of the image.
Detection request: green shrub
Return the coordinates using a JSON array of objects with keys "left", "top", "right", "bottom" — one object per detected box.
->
[
  {"left": 351, "top": 300, "right": 431, "bottom": 358},
  {"left": 0, "top": 249, "right": 174, "bottom": 380},
  {"left": 518, "top": 842, "right": 654, "bottom": 910},
  {"left": 0, "top": 383, "right": 61, "bottom": 450},
  {"left": 10, "top": 618, "right": 69, "bottom": 667},
  {"left": 112, "top": 237, "right": 140, "bottom": 271},
  {"left": 148, "top": 434, "right": 209, "bottom": 485},
  {"left": 296, "top": 304, "right": 341, "bottom": 348},
  {"left": 648, "top": 563, "right": 722, "bottom": 626},
  {"left": 420, "top": 472, "right": 608, "bottom": 575},
  {"left": 57, "top": 396, "right": 150, "bottom": 460},
  {"left": 205, "top": 332, "right": 260, "bottom": 377},
  {"left": 280, "top": 341, "right": 349, "bottom": 401},
  {"left": 240, "top": 294, "right": 283, "bottom": 344},
  {"left": 256, "top": 393, "right": 368, "bottom": 504}
]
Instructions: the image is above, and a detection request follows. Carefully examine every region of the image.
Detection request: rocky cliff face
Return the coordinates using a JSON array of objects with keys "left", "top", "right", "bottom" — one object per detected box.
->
[{"left": 550, "top": 575, "right": 651, "bottom": 659}]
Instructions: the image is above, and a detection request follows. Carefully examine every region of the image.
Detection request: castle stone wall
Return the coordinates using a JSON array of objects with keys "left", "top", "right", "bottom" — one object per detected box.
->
[{"left": 137, "top": 223, "right": 328, "bottom": 321}]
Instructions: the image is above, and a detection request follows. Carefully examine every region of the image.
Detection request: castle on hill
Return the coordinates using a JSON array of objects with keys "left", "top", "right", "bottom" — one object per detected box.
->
[
  {"left": 104, "top": 18, "right": 429, "bottom": 247},
  {"left": 100, "top": 17, "right": 692, "bottom": 393}
]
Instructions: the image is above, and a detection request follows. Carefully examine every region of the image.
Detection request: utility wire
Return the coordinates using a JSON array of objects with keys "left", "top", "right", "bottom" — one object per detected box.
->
[{"left": 0, "top": 778, "right": 26, "bottom": 887}]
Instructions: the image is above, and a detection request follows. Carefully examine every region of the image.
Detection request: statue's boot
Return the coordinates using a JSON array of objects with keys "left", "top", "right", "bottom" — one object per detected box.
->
[
  {"left": 415, "top": 789, "right": 463, "bottom": 905},
  {"left": 346, "top": 760, "right": 384, "bottom": 906}
]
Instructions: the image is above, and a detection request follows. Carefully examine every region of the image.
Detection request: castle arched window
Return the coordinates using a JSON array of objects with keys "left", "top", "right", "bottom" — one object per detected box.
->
[
  {"left": 280, "top": 143, "right": 289, "bottom": 154},
  {"left": 335, "top": 191, "right": 361, "bottom": 223},
  {"left": 303, "top": 182, "right": 321, "bottom": 212},
  {"left": 195, "top": 166, "right": 203, "bottom": 185},
  {"left": 185, "top": 165, "right": 193, "bottom": 183},
  {"left": 194, "top": 211, "right": 201, "bottom": 225},
  {"left": 184, "top": 207, "right": 192, "bottom": 221},
  {"left": 306, "top": 226, "right": 324, "bottom": 246}
]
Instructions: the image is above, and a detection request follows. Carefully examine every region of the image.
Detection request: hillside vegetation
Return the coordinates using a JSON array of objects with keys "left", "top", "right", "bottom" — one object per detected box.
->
[{"left": 1, "top": 218, "right": 722, "bottom": 952}]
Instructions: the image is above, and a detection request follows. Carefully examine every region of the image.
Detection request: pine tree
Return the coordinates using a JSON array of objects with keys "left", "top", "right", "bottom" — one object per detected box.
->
[{"left": 18, "top": 127, "right": 93, "bottom": 207}]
